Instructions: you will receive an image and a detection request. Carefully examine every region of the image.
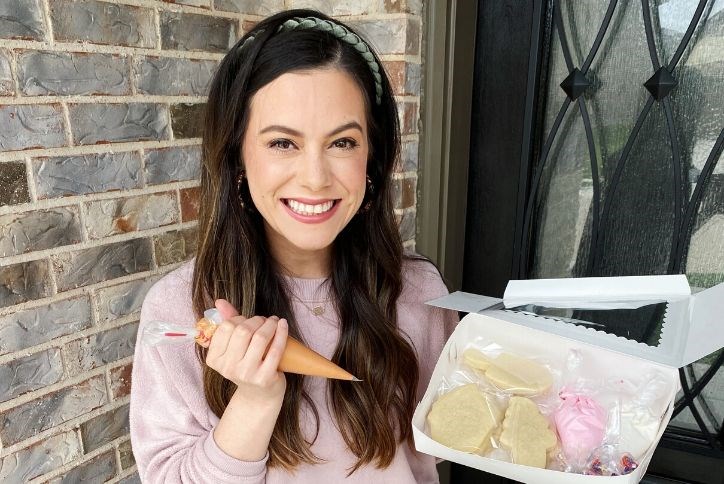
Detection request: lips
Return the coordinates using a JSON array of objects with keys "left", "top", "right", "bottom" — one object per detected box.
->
[{"left": 283, "top": 199, "right": 338, "bottom": 216}]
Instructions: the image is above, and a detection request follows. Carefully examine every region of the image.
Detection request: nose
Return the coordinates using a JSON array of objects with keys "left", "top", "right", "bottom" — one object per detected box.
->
[{"left": 298, "top": 148, "right": 332, "bottom": 191}]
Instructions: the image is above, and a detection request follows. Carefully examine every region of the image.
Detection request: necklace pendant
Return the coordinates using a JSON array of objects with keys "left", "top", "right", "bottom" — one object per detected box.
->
[{"left": 312, "top": 305, "right": 325, "bottom": 316}]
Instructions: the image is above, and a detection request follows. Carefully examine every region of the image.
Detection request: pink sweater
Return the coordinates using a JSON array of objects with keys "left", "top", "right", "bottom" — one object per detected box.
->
[{"left": 130, "top": 259, "right": 457, "bottom": 483}]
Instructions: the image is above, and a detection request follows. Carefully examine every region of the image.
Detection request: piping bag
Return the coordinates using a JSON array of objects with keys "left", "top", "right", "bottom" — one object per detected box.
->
[{"left": 142, "top": 309, "right": 360, "bottom": 381}]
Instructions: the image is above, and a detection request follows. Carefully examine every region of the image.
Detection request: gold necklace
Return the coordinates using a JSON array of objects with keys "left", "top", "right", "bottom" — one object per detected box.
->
[{"left": 291, "top": 293, "right": 329, "bottom": 316}]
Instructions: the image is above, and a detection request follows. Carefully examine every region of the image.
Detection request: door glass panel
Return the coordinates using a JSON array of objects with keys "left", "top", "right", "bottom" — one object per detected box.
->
[{"left": 527, "top": 0, "right": 724, "bottom": 452}]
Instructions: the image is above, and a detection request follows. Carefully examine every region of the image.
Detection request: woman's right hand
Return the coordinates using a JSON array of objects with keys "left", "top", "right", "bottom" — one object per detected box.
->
[
  {"left": 207, "top": 299, "right": 288, "bottom": 461},
  {"left": 206, "top": 299, "right": 288, "bottom": 405}
]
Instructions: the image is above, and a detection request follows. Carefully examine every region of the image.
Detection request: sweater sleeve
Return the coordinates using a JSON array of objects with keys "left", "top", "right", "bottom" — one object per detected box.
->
[{"left": 129, "top": 276, "right": 268, "bottom": 484}]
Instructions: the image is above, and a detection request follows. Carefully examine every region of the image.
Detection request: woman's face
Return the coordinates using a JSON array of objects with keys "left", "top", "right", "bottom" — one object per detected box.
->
[{"left": 241, "top": 67, "right": 369, "bottom": 270}]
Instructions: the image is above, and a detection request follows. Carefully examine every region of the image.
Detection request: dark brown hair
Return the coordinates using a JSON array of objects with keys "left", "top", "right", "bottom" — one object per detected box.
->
[{"left": 192, "top": 9, "right": 418, "bottom": 474}]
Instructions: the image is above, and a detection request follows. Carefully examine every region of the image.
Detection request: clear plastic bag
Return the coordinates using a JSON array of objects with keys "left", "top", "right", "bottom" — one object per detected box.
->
[{"left": 140, "top": 309, "right": 221, "bottom": 347}]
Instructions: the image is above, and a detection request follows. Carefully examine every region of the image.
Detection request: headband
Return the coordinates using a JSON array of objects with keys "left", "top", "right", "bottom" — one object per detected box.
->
[{"left": 239, "top": 17, "right": 383, "bottom": 105}]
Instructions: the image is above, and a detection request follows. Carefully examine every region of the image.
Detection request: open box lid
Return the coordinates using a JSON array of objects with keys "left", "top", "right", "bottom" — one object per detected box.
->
[{"left": 427, "top": 275, "right": 724, "bottom": 368}]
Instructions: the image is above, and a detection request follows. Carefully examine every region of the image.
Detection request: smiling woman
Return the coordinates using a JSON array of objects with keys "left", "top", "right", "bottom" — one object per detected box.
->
[{"left": 129, "top": 8, "right": 458, "bottom": 484}]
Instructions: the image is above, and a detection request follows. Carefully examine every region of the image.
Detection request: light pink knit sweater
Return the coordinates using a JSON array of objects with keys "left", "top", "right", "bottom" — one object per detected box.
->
[{"left": 130, "top": 259, "right": 457, "bottom": 483}]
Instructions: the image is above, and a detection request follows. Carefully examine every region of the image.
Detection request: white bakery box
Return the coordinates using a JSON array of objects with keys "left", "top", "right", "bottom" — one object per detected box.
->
[{"left": 413, "top": 275, "right": 724, "bottom": 483}]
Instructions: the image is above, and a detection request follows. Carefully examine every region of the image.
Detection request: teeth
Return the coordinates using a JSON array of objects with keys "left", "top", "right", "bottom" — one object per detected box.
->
[{"left": 287, "top": 199, "right": 334, "bottom": 216}]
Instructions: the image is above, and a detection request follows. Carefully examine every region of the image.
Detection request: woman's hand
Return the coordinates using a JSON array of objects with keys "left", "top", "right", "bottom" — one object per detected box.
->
[
  {"left": 208, "top": 299, "right": 288, "bottom": 461},
  {"left": 206, "top": 299, "right": 288, "bottom": 403}
]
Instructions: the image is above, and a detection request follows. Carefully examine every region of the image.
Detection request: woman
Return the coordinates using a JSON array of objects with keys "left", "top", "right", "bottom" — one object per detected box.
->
[{"left": 130, "top": 9, "right": 457, "bottom": 483}]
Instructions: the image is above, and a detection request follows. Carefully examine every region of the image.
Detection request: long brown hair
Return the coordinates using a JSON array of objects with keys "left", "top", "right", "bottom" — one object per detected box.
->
[{"left": 192, "top": 9, "right": 418, "bottom": 473}]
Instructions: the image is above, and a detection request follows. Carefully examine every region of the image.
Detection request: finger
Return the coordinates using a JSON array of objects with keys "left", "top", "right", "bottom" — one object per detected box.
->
[
  {"left": 244, "top": 317, "right": 279, "bottom": 364},
  {"left": 224, "top": 316, "right": 265, "bottom": 361},
  {"left": 206, "top": 320, "right": 235, "bottom": 362},
  {"left": 215, "top": 299, "right": 240, "bottom": 320},
  {"left": 258, "top": 318, "right": 289, "bottom": 378}
]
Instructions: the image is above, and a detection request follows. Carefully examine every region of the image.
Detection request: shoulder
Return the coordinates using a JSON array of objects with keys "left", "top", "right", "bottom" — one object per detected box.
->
[
  {"left": 141, "top": 259, "right": 197, "bottom": 327},
  {"left": 399, "top": 255, "right": 449, "bottom": 304}
]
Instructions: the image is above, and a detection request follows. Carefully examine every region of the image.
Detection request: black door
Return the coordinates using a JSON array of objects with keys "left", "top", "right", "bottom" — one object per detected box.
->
[{"left": 458, "top": 0, "right": 724, "bottom": 482}]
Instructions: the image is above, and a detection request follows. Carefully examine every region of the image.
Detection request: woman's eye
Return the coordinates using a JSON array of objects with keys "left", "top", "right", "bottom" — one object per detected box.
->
[
  {"left": 269, "top": 139, "right": 295, "bottom": 150},
  {"left": 332, "top": 138, "right": 358, "bottom": 150}
]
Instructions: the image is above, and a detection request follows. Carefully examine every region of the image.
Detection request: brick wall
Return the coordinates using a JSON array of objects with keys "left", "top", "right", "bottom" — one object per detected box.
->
[{"left": 0, "top": 0, "right": 422, "bottom": 482}]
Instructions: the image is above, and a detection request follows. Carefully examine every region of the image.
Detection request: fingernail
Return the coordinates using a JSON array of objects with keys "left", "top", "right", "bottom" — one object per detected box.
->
[{"left": 279, "top": 319, "right": 288, "bottom": 329}]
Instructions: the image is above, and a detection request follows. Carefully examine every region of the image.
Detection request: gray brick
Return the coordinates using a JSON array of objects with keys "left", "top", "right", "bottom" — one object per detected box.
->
[
  {"left": 401, "top": 140, "right": 418, "bottom": 172},
  {"left": 0, "top": 375, "right": 107, "bottom": 446},
  {"left": 0, "top": 104, "right": 66, "bottom": 151},
  {"left": 0, "top": 348, "right": 64, "bottom": 403},
  {"left": 85, "top": 192, "right": 179, "bottom": 239},
  {"left": 34, "top": 152, "right": 142, "bottom": 199},
  {"left": 160, "top": 11, "right": 235, "bottom": 53},
  {"left": 407, "top": 0, "right": 422, "bottom": 15},
  {"left": 18, "top": 51, "right": 131, "bottom": 96},
  {"left": 405, "top": 62, "right": 421, "bottom": 95},
  {"left": 0, "top": 259, "right": 51, "bottom": 308},
  {"left": 154, "top": 227, "right": 197, "bottom": 266},
  {"left": 398, "top": 209, "right": 415, "bottom": 242},
  {"left": 0, "top": 0, "right": 47, "bottom": 41},
  {"left": 0, "top": 296, "right": 92, "bottom": 356},
  {"left": 144, "top": 145, "right": 201, "bottom": 185},
  {"left": 0, "top": 161, "right": 31, "bottom": 206},
  {"left": 348, "top": 18, "right": 417, "bottom": 55},
  {"left": 50, "top": 0, "right": 155, "bottom": 48},
  {"left": 51, "top": 450, "right": 116, "bottom": 484},
  {"left": 170, "top": 103, "right": 205, "bottom": 139},
  {"left": 135, "top": 56, "right": 217, "bottom": 96},
  {"left": 288, "top": 0, "right": 381, "bottom": 15},
  {"left": 117, "top": 472, "right": 141, "bottom": 484},
  {"left": 63, "top": 322, "right": 138, "bottom": 374},
  {"left": 118, "top": 440, "right": 135, "bottom": 469},
  {"left": 0, "top": 49, "right": 13, "bottom": 95},
  {"left": 0, "top": 430, "right": 81, "bottom": 482},
  {"left": 118, "top": 440, "right": 134, "bottom": 468},
  {"left": 213, "top": 0, "right": 284, "bottom": 15},
  {"left": 95, "top": 277, "right": 159, "bottom": 322},
  {"left": 52, "top": 239, "right": 153, "bottom": 292},
  {"left": 80, "top": 404, "right": 129, "bottom": 453},
  {"left": 167, "top": 0, "right": 211, "bottom": 7},
  {"left": 69, "top": 103, "right": 169, "bottom": 145},
  {"left": 0, "top": 207, "right": 82, "bottom": 257}
]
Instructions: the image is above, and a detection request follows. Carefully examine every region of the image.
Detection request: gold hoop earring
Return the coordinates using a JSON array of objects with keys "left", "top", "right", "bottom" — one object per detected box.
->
[
  {"left": 359, "top": 175, "right": 374, "bottom": 213},
  {"left": 236, "top": 170, "right": 249, "bottom": 210}
]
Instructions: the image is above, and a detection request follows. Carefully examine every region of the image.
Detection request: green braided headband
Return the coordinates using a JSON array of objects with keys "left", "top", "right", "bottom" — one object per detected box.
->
[{"left": 240, "top": 17, "right": 383, "bottom": 105}]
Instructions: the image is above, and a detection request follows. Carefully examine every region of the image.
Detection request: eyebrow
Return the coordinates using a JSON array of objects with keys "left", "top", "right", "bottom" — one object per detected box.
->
[{"left": 258, "top": 121, "right": 364, "bottom": 138}]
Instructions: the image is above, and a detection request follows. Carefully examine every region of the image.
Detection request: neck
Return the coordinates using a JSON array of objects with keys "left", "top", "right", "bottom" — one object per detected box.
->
[{"left": 267, "top": 234, "right": 332, "bottom": 279}]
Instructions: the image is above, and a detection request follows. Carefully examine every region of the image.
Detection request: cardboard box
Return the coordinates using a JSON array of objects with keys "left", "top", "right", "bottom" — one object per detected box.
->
[{"left": 413, "top": 275, "right": 724, "bottom": 483}]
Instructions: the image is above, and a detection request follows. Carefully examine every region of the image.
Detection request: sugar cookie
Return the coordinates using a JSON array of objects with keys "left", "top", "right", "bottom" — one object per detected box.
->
[
  {"left": 465, "top": 349, "right": 553, "bottom": 396},
  {"left": 427, "top": 384, "right": 503, "bottom": 454},
  {"left": 500, "top": 396, "right": 557, "bottom": 468}
]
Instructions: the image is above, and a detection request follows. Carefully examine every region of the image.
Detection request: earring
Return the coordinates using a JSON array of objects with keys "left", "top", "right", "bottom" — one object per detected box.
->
[
  {"left": 359, "top": 175, "right": 375, "bottom": 213},
  {"left": 236, "top": 170, "right": 248, "bottom": 210}
]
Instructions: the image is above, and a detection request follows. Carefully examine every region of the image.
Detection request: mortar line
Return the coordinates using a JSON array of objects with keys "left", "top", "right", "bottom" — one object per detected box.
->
[
  {"left": 0, "top": 314, "right": 141, "bottom": 369},
  {"left": 9, "top": 48, "right": 20, "bottom": 97},
  {"left": 154, "top": 4, "right": 163, "bottom": 51},
  {"left": 0, "top": 222, "right": 196, "bottom": 273},
  {"left": 0, "top": 94, "right": 209, "bottom": 105},
  {"left": 24, "top": 155, "right": 38, "bottom": 202},
  {"left": 0, "top": 39, "right": 226, "bottom": 60},
  {"left": 0, "top": 265, "right": 178, "bottom": 318},
  {"left": 0, "top": 180, "right": 200, "bottom": 216},
  {"left": 0, "top": 138, "right": 201, "bottom": 163},
  {"left": 40, "top": 0, "right": 55, "bottom": 44}
]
